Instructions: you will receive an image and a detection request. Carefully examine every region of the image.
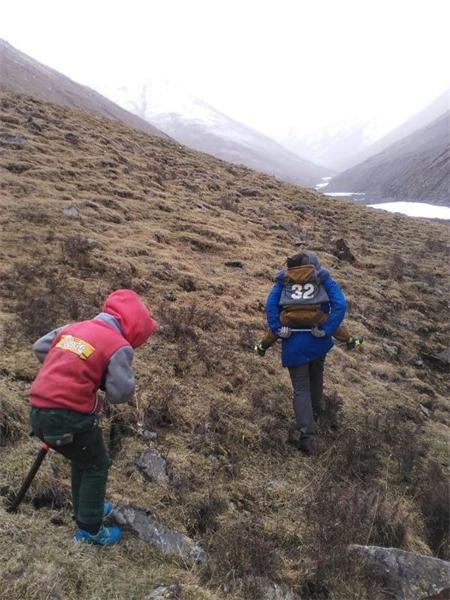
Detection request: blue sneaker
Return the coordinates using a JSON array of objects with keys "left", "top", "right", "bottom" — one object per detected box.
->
[
  {"left": 74, "top": 525, "right": 122, "bottom": 546},
  {"left": 103, "top": 502, "right": 113, "bottom": 519}
]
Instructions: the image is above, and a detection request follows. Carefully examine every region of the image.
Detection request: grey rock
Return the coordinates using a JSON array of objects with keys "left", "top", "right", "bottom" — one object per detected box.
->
[
  {"left": 383, "top": 343, "right": 400, "bottom": 358},
  {"left": 425, "top": 349, "right": 450, "bottom": 367},
  {"left": 137, "top": 448, "right": 168, "bottom": 484},
  {"left": 418, "top": 404, "right": 432, "bottom": 419},
  {"left": 348, "top": 544, "right": 450, "bottom": 600},
  {"left": 333, "top": 238, "right": 355, "bottom": 263},
  {"left": 145, "top": 584, "right": 183, "bottom": 600},
  {"left": 0, "top": 133, "right": 27, "bottom": 146},
  {"left": 267, "top": 480, "right": 284, "bottom": 488},
  {"left": 64, "top": 132, "right": 79, "bottom": 144},
  {"left": 63, "top": 205, "right": 80, "bottom": 218},
  {"left": 143, "top": 430, "right": 158, "bottom": 441},
  {"left": 226, "top": 578, "right": 300, "bottom": 600},
  {"left": 431, "top": 288, "right": 443, "bottom": 297},
  {"left": 422, "top": 348, "right": 450, "bottom": 370},
  {"left": 224, "top": 260, "right": 244, "bottom": 269},
  {"left": 256, "top": 578, "right": 300, "bottom": 600},
  {"left": 112, "top": 505, "right": 207, "bottom": 564}
]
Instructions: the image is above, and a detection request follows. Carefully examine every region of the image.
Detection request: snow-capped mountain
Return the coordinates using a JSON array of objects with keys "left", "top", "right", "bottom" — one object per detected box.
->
[{"left": 98, "top": 80, "right": 331, "bottom": 187}]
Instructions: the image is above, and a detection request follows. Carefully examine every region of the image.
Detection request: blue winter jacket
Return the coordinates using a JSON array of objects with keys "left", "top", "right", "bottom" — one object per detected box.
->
[{"left": 265, "top": 268, "right": 346, "bottom": 367}]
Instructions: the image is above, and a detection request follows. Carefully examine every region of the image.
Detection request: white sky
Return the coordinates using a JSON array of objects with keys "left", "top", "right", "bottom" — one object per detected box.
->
[{"left": 1, "top": 0, "right": 449, "bottom": 138}]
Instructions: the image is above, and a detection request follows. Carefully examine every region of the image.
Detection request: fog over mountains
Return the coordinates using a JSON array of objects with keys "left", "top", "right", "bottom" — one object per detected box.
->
[
  {"left": 101, "top": 80, "right": 330, "bottom": 187},
  {"left": 271, "top": 89, "right": 449, "bottom": 173},
  {"left": 338, "top": 89, "right": 450, "bottom": 171},
  {"left": 1, "top": 38, "right": 448, "bottom": 205}
]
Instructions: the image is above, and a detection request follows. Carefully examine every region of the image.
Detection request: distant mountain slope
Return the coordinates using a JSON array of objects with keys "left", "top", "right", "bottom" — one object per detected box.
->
[
  {"left": 0, "top": 39, "right": 168, "bottom": 139},
  {"left": 340, "top": 89, "right": 449, "bottom": 171},
  {"left": 103, "top": 80, "right": 330, "bottom": 187},
  {"left": 327, "top": 111, "right": 450, "bottom": 206},
  {"left": 274, "top": 119, "right": 378, "bottom": 173}
]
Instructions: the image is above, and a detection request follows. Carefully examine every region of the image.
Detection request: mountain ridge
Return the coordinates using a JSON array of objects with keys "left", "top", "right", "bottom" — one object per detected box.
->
[
  {"left": 0, "top": 38, "right": 169, "bottom": 140},
  {"left": 327, "top": 110, "right": 450, "bottom": 206},
  {"left": 338, "top": 89, "right": 449, "bottom": 171}
]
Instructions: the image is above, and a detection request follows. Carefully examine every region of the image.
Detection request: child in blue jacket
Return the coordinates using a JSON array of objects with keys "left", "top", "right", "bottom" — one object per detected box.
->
[{"left": 259, "top": 251, "right": 359, "bottom": 455}]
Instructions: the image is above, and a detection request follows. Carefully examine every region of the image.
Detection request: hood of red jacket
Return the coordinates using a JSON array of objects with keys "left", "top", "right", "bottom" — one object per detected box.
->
[{"left": 102, "top": 289, "right": 157, "bottom": 348}]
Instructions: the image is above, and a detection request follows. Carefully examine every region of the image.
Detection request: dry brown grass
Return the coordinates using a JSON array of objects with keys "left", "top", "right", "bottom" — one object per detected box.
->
[{"left": 0, "top": 92, "right": 449, "bottom": 600}]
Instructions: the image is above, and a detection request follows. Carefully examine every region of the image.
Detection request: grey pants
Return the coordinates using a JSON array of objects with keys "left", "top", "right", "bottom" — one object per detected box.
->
[{"left": 288, "top": 357, "right": 325, "bottom": 440}]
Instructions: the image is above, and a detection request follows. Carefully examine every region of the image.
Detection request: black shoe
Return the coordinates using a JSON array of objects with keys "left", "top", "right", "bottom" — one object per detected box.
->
[
  {"left": 288, "top": 428, "right": 315, "bottom": 456},
  {"left": 298, "top": 439, "right": 315, "bottom": 456}
]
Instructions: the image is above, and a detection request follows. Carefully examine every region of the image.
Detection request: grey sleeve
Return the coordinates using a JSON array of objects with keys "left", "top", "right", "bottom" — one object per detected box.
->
[
  {"left": 32, "top": 326, "right": 66, "bottom": 363},
  {"left": 104, "top": 346, "right": 135, "bottom": 404}
]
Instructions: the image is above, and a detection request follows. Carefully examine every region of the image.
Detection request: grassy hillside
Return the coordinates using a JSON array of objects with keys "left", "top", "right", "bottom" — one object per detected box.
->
[{"left": 0, "top": 92, "right": 449, "bottom": 600}]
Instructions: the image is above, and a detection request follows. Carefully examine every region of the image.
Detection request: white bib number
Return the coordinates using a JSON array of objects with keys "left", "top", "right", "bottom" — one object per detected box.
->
[{"left": 291, "top": 283, "right": 315, "bottom": 300}]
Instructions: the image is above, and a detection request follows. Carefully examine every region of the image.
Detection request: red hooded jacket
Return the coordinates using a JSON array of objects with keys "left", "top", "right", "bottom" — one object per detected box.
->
[{"left": 30, "top": 290, "right": 156, "bottom": 414}]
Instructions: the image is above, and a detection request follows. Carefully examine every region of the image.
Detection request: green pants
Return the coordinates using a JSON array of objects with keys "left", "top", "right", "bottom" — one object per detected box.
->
[{"left": 29, "top": 407, "right": 111, "bottom": 534}]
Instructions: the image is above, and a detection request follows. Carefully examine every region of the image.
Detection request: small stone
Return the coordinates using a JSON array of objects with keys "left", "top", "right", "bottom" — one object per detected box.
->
[
  {"left": 0, "top": 133, "right": 27, "bottom": 146},
  {"left": 383, "top": 343, "right": 400, "bottom": 358},
  {"left": 267, "top": 480, "right": 284, "bottom": 488},
  {"left": 431, "top": 288, "right": 444, "bottom": 296},
  {"left": 144, "top": 584, "right": 182, "bottom": 600},
  {"left": 225, "top": 260, "right": 244, "bottom": 269},
  {"left": 64, "top": 132, "right": 79, "bottom": 144},
  {"left": 137, "top": 448, "right": 169, "bottom": 484},
  {"left": 143, "top": 430, "right": 158, "bottom": 441},
  {"left": 63, "top": 205, "right": 80, "bottom": 218},
  {"left": 422, "top": 348, "right": 450, "bottom": 369},
  {"left": 333, "top": 238, "right": 355, "bottom": 263},
  {"left": 418, "top": 404, "right": 431, "bottom": 419},
  {"left": 238, "top": 188, "right": 259, "bottom": 197},
  {"left": 183, "top": 182, "right": 199, "bottom": 192},
  {"left": 26, "top": 117, "right": 42, "bottom": 133}
]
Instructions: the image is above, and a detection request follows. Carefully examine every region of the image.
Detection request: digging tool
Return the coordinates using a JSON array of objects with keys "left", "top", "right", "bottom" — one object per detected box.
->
[{"left": 7, "top": 442, "right": 50, "bottom": 512}]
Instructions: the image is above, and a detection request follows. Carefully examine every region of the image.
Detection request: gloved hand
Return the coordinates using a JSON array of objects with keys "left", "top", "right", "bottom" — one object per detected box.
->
[
  {"left": 311, "top": 326, "right": 326, "bottom": 338},
  {"left": 278, "top": 326, "right": 292, "bottom": 339}
]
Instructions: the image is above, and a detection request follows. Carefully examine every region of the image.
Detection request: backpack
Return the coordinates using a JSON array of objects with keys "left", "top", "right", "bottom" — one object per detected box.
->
[{"left": 279, "top": 265, "right": 329, "bottom": 307}]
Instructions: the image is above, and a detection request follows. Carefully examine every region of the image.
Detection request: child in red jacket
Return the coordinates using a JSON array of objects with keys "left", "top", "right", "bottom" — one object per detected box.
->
[{"left": 29, "top": 289, "right": 157, "bottom": 545}]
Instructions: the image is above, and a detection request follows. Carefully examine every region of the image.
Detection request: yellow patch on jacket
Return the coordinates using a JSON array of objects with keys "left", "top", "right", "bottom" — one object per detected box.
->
[{"left": 55, "top": 335, "right": 95, "bottom": 360}]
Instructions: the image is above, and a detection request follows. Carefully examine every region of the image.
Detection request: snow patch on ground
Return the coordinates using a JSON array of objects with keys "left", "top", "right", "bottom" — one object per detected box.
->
[
  {"left": 325, "top": 192, "right": 366, "bottom": 197},
  {"left": 369, "top": 202, "right": 450, "bottom": 220}
]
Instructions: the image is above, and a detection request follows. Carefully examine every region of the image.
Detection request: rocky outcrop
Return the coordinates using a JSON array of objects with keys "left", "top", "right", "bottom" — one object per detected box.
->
[
  {"left": 112, "top": 505, "right": 207, "bottom": 565},
  {"left": 348, "top": 544, "right": 450, "bottom": 600}
]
